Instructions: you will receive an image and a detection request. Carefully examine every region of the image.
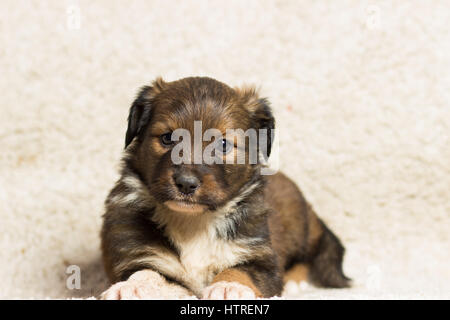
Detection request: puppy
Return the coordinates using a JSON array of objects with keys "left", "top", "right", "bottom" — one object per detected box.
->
[{"left": 100, "top": 77, "right": 350, "bottom": 299}]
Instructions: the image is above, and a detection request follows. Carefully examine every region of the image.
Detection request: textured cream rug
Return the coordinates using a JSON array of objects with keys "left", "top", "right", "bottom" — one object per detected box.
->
[{"left": 0, "top": 0, "right": 449, "bottom": 299}]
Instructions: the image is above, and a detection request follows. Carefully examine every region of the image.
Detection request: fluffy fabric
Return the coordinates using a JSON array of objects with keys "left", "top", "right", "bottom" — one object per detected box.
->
[{"left": 0, "top": 0, "right": 449, "bottom": 299}]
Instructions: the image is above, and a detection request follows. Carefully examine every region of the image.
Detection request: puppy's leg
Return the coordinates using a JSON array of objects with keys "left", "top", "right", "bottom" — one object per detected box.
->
[
  {"left": 283, "top": 263, "right": 309, "bottom": 284},
  {"left": 202, "top": 260, "right": 283, "bottom": 299},
  {"left": 265, "top": 172, "right": 349, "bottom": 289},
  {"left": 283, "top": 219, "right": 350, "bottom": 288},
  {"left": 202, "top": 269, "right": 260, "bottom": 299}
]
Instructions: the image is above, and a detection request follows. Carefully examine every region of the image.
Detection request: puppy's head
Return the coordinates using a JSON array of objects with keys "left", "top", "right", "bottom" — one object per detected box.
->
[{"left": 124, "top": 77, "right": 274, "bottom": 215}]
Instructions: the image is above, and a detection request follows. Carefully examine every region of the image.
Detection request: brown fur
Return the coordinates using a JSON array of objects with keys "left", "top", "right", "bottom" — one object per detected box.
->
[
  {"left": 284, "top": 264, "right": 309, "bottom": 283},
  {"left": 101, "top": 77, "right": 350, "bottom": 299},
  {"left": 212, "top": 268, "right": 263, "bottom": 297}
]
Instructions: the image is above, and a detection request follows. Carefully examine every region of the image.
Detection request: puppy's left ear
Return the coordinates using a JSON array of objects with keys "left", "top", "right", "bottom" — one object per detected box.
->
[
  {"left": 252, "top": 97, "right": 275, "bottom": 157},
  {"left": 238, "top": 88, "right": 275, "bottom": 158},
  {"left": 125, "top": 78, "right": 165, "bottom": 148}
]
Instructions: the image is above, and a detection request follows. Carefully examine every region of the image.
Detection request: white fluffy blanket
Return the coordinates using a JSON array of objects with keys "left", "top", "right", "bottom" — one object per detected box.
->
[{"left": 0, "top": 0, "right": 449, "bottom": 299}]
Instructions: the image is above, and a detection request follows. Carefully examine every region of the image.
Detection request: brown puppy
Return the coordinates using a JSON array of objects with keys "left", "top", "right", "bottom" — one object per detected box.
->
[{"left": 100, "top": 77, "right": 350, "bottom": 299}]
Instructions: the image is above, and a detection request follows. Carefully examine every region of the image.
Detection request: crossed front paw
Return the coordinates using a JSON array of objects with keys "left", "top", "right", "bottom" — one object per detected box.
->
[{"left": 101, "top": 270, "right": 172, "bottom": 300}]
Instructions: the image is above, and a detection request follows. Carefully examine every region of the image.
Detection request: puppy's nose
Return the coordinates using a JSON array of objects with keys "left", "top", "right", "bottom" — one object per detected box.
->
[{"left": 174, "top": 173, "right": 200, "bottom": 195}]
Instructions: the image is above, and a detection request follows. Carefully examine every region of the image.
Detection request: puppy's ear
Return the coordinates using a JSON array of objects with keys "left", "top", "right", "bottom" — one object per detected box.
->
[
  {"left": 125, "top": 86, "right": 153, "bottom": 148},
  {"left": 125, "top": 78, "right": 166, "bottom": 148},
  {"left": 252, "top": 97, "right": 275, "bottom": 158},
  {"left": 236, "top": 87, "right": 275, "bottom": 158}
]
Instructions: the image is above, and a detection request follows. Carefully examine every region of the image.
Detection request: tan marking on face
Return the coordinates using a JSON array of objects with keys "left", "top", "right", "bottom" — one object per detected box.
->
[
  {"left": 212, "top": 268, "right": 262, "bottom": 297},
  {"left": 199, "top": 174, "right": 227, "bottom": 201},
  {"left": 283, "top": 263, "right": 309, "bottom": 284},
  {"left": 150, "top": 137, "right": 168, "bottom": 155},
  {"left": 150, "top": 119, "right": 179, "bottom": 137}
]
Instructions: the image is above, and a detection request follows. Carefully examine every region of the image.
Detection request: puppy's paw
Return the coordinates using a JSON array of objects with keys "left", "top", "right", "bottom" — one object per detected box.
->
[
  {"left": 202, "top": 281, "right": 256, "bottom": 300},
  {"left": 100, "top": 270, "right": 166, "bottom": 300},
  {"left": 100, "top": 280, "right": 157, "bottom": 300}
]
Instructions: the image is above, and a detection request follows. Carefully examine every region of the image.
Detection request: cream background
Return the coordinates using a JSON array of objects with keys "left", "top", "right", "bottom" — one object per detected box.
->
[{"left": 0, "top": 0, "right": 449, "bottom": 299}]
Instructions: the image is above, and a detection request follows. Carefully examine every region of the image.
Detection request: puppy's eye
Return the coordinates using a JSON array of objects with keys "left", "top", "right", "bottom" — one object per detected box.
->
[
  {"left": 160, "top": 132, "right": 173, "bottom": 146},
  {"left": 220, "top": 139, "right": 233, "bottom": 154}
]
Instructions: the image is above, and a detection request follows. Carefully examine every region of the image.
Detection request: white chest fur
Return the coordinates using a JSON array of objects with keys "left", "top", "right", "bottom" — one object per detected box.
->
[{"left": 149, "top": 208, "right": 251, "bottom": 296}]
